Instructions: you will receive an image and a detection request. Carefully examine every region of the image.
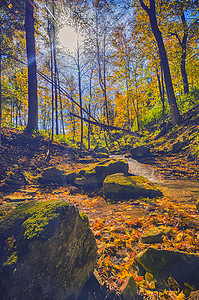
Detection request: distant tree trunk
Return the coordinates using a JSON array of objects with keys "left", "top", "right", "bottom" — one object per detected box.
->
[
  {"left": 180, "top": 12, "right": 189, "bottom": 94},
  {"left": 24, "top": 0, "right": 38, "bottom": 132},
  {"left": 71, "top": 102, "right": 76, "bottom": 143},
  {"left": 88, "top": 68, "right": 93, "bottom": 150},
  {"left": 57, "top": 71, "right": 65, "bottom": 136},
  {"left": 139, "top": 0, "right": 181, "bottom": 125}
]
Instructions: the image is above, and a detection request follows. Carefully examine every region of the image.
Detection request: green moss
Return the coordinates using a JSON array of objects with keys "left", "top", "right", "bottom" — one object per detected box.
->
[
  {"left": 0, "top": 200, "right": 71, "bottom": 240},
  {"left": 97, "top": 159, "right": 127, "bottom": 168},
  {"left": 84, "top": 168, "right": 97, "bottom": 176},
  {"left": 136, "top": 247, "right": 199, "bottom": 289},
  {"left": 104, "top": 174, "right": 158, "bottom": 190},
  {"left": 0, "top": 200, "right": 73, "bottom": 270},
  {"left": 143, "top": 226, "right": 172, "bottom": 238},
  {"left": 103, "top": 173, "right": 162, "bottom": 201}
]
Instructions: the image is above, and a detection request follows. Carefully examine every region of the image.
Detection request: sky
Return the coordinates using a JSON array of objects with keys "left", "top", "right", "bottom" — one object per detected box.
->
[{"left": 58, "top": 26, "right": 78, "bottom": 52}]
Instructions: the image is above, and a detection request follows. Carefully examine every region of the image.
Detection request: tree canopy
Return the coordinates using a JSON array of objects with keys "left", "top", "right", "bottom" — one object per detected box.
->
[{"left": 0, "top": 0, "right": 198, "bottom": 145}]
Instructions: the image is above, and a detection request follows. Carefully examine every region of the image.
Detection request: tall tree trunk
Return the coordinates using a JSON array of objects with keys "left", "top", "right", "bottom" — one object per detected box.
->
[
  {"left": 180, "top": 12, "right": 189, "bottom": 94},
  {"left": 161, "top": 64, "right": 165, "bottom": 121},
  {"left": 125, "top": 67, "right": 131, "bottom": 129},
  {"left": 46, "top": 0, "right": 54, "bottom": 162},
  {"left": 57, "top": 71, "right": 65, "bottom": 136},
  {"left": 156, "top": 66, "right": 165, "bottom": 121},
  {"left": 25, "top": 0, "right": 38, "bottom": 132},
  {"left": 139, "top": 0, "right": 181, "bottom": 125},
  {"left": 77, "top": 47, "right": 83, "bottom": 152},
  {"left": 0, "top": 28, "right": 2, "bottom": 146},
  {"left": 88, "top": 69, "right": 93, "bottom": 150},
  {"left": 52, "top": 3, "right": 59, "bottom": 135},
  {"left": 103, "top": 34, "right": 109, "bottom": 125}
]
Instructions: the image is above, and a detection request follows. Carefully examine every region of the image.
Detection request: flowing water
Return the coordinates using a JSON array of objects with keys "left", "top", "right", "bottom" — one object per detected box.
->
[{"left": 111, "top": 155, "right": 199, "bottom": 204}]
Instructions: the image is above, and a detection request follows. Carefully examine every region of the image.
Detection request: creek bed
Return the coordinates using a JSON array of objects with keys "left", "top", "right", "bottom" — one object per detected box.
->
[{"left": 111, "top": 155, "right": 199, "bottom": 204}]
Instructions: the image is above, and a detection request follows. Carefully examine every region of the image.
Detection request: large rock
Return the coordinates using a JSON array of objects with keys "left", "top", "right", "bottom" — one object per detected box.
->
[
  {"left": 39, "top": 167, "right": 66, "bottom": 185},
  {"left": 141, "top": 226, "right": 172, "bottom": 244},
  {"left": 73, "top": 159, "right": 128, "bottom": 189},
  {"left": 122, "top": 276, "right": 139, "bottom": 300},
  {"left": 136, "top": 247, "right": 199, "bottom": 290},
  {"left": 0, "top": 200, "right": 97, "bottom": 300},
  {"left": 2, "top": 168, "right": 28, "bottom": 191},
  {"left": 130, "top": 146, "right": 151, "bottom": 158},
  {"left": 103, "top": 173, "right": 162, "bottom": 201}
]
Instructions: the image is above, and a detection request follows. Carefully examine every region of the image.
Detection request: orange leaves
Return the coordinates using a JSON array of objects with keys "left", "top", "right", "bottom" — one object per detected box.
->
[{"left": 3, "top": 167, "right": 199, "bottom": 296}]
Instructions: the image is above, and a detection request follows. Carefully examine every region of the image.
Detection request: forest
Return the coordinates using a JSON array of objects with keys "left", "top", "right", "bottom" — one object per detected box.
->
[{"left": 0, "top": 0, "right": 199, "bottom": 299}]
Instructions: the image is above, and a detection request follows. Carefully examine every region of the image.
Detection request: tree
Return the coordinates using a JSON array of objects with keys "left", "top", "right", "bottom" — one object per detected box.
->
[
  {"left": 0, "top": 26, "right": 2, "bottom": 146},
  {"left": 167, "top": 0, "right": 199, "bottom": 94},
  {"left": 24, "top": 0, "right": 38, "bottom": 132},
  {"left": 0, "top": 0, "right": 25, "bottom": 143},
  {"left": 138, "top": 0, "right": 181, "bottom": 125}
]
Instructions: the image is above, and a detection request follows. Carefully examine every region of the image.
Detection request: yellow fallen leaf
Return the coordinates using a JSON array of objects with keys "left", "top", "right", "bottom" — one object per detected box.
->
[
  {"left": 145, "top": 272, "right": 153, "bottom": 283},
  {"left": 176, "top": 292, "right": 186, "bottom": 300},
  {"left": 148, "top": 281, "right": 156, "bottom": 290}
]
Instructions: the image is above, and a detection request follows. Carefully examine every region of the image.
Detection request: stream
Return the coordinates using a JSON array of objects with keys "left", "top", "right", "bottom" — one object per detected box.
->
[{"left": 111, "top": 155, "right": 199, "bottom": 204}]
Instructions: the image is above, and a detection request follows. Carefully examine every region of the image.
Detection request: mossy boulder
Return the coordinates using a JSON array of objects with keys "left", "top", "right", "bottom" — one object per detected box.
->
[
  {"left": 103, "top": 173, "right": 162, "bottom": 201},
  {"left": 136, "top": 247, "right": 199, "bottom": 290},
  {"left": 39, "top": 167, "right": 66, "bottom": 185},
  {"left": 141, "top": 226, "right": 172, "bottom": 244},
  {"left": 73, "top": 159, "right": 128, "bottom": 189},
  {"left": 0, "top": 200, "right": 97, "bottom": 300}
]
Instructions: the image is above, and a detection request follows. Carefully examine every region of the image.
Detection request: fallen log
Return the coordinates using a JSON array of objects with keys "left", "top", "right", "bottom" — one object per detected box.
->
[{"left": 70, "top": 112, "right": 139, "bottom": 137}]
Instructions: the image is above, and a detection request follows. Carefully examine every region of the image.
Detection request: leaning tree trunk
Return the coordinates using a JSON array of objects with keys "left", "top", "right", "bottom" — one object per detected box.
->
[
  {"left": 25, "top": 0, "right": 38, "bottom": 132},
  {"left": 139, "top": 0, "right": 181, "bottom": 126}
]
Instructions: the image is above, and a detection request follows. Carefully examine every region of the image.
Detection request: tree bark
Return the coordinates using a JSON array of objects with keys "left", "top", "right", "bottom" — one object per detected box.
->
[
  {"left": 139, "top": 0, "right": 181, "bottom": 125},
  {"left": 0, "top": 27, "right": 2, "bottom": 146},
  {"left": 25, "top": 0, "right": 38, "bottom": 132},
  {"left": 156, "top": 66, "right": 165, "bottom": 121},
  {"left": 57, "top": 71, "right": 65, "bottom": 136},
  {"left": 180, "top": 12, "right": 189, "bottom": 94},
  {"left": 70, "top": 112, "right": 138, "bottom": 136},
  {"left": 77, "top": 46, "right": 83, "bottom": 152},
  {"left": 52, "top": 3, "right": 59, "bottom": 135}
]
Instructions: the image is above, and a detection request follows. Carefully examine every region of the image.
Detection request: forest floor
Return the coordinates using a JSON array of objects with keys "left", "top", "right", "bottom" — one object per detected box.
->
[{"left": 0, "top": 107, "right": 199, "bottom": 299}]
